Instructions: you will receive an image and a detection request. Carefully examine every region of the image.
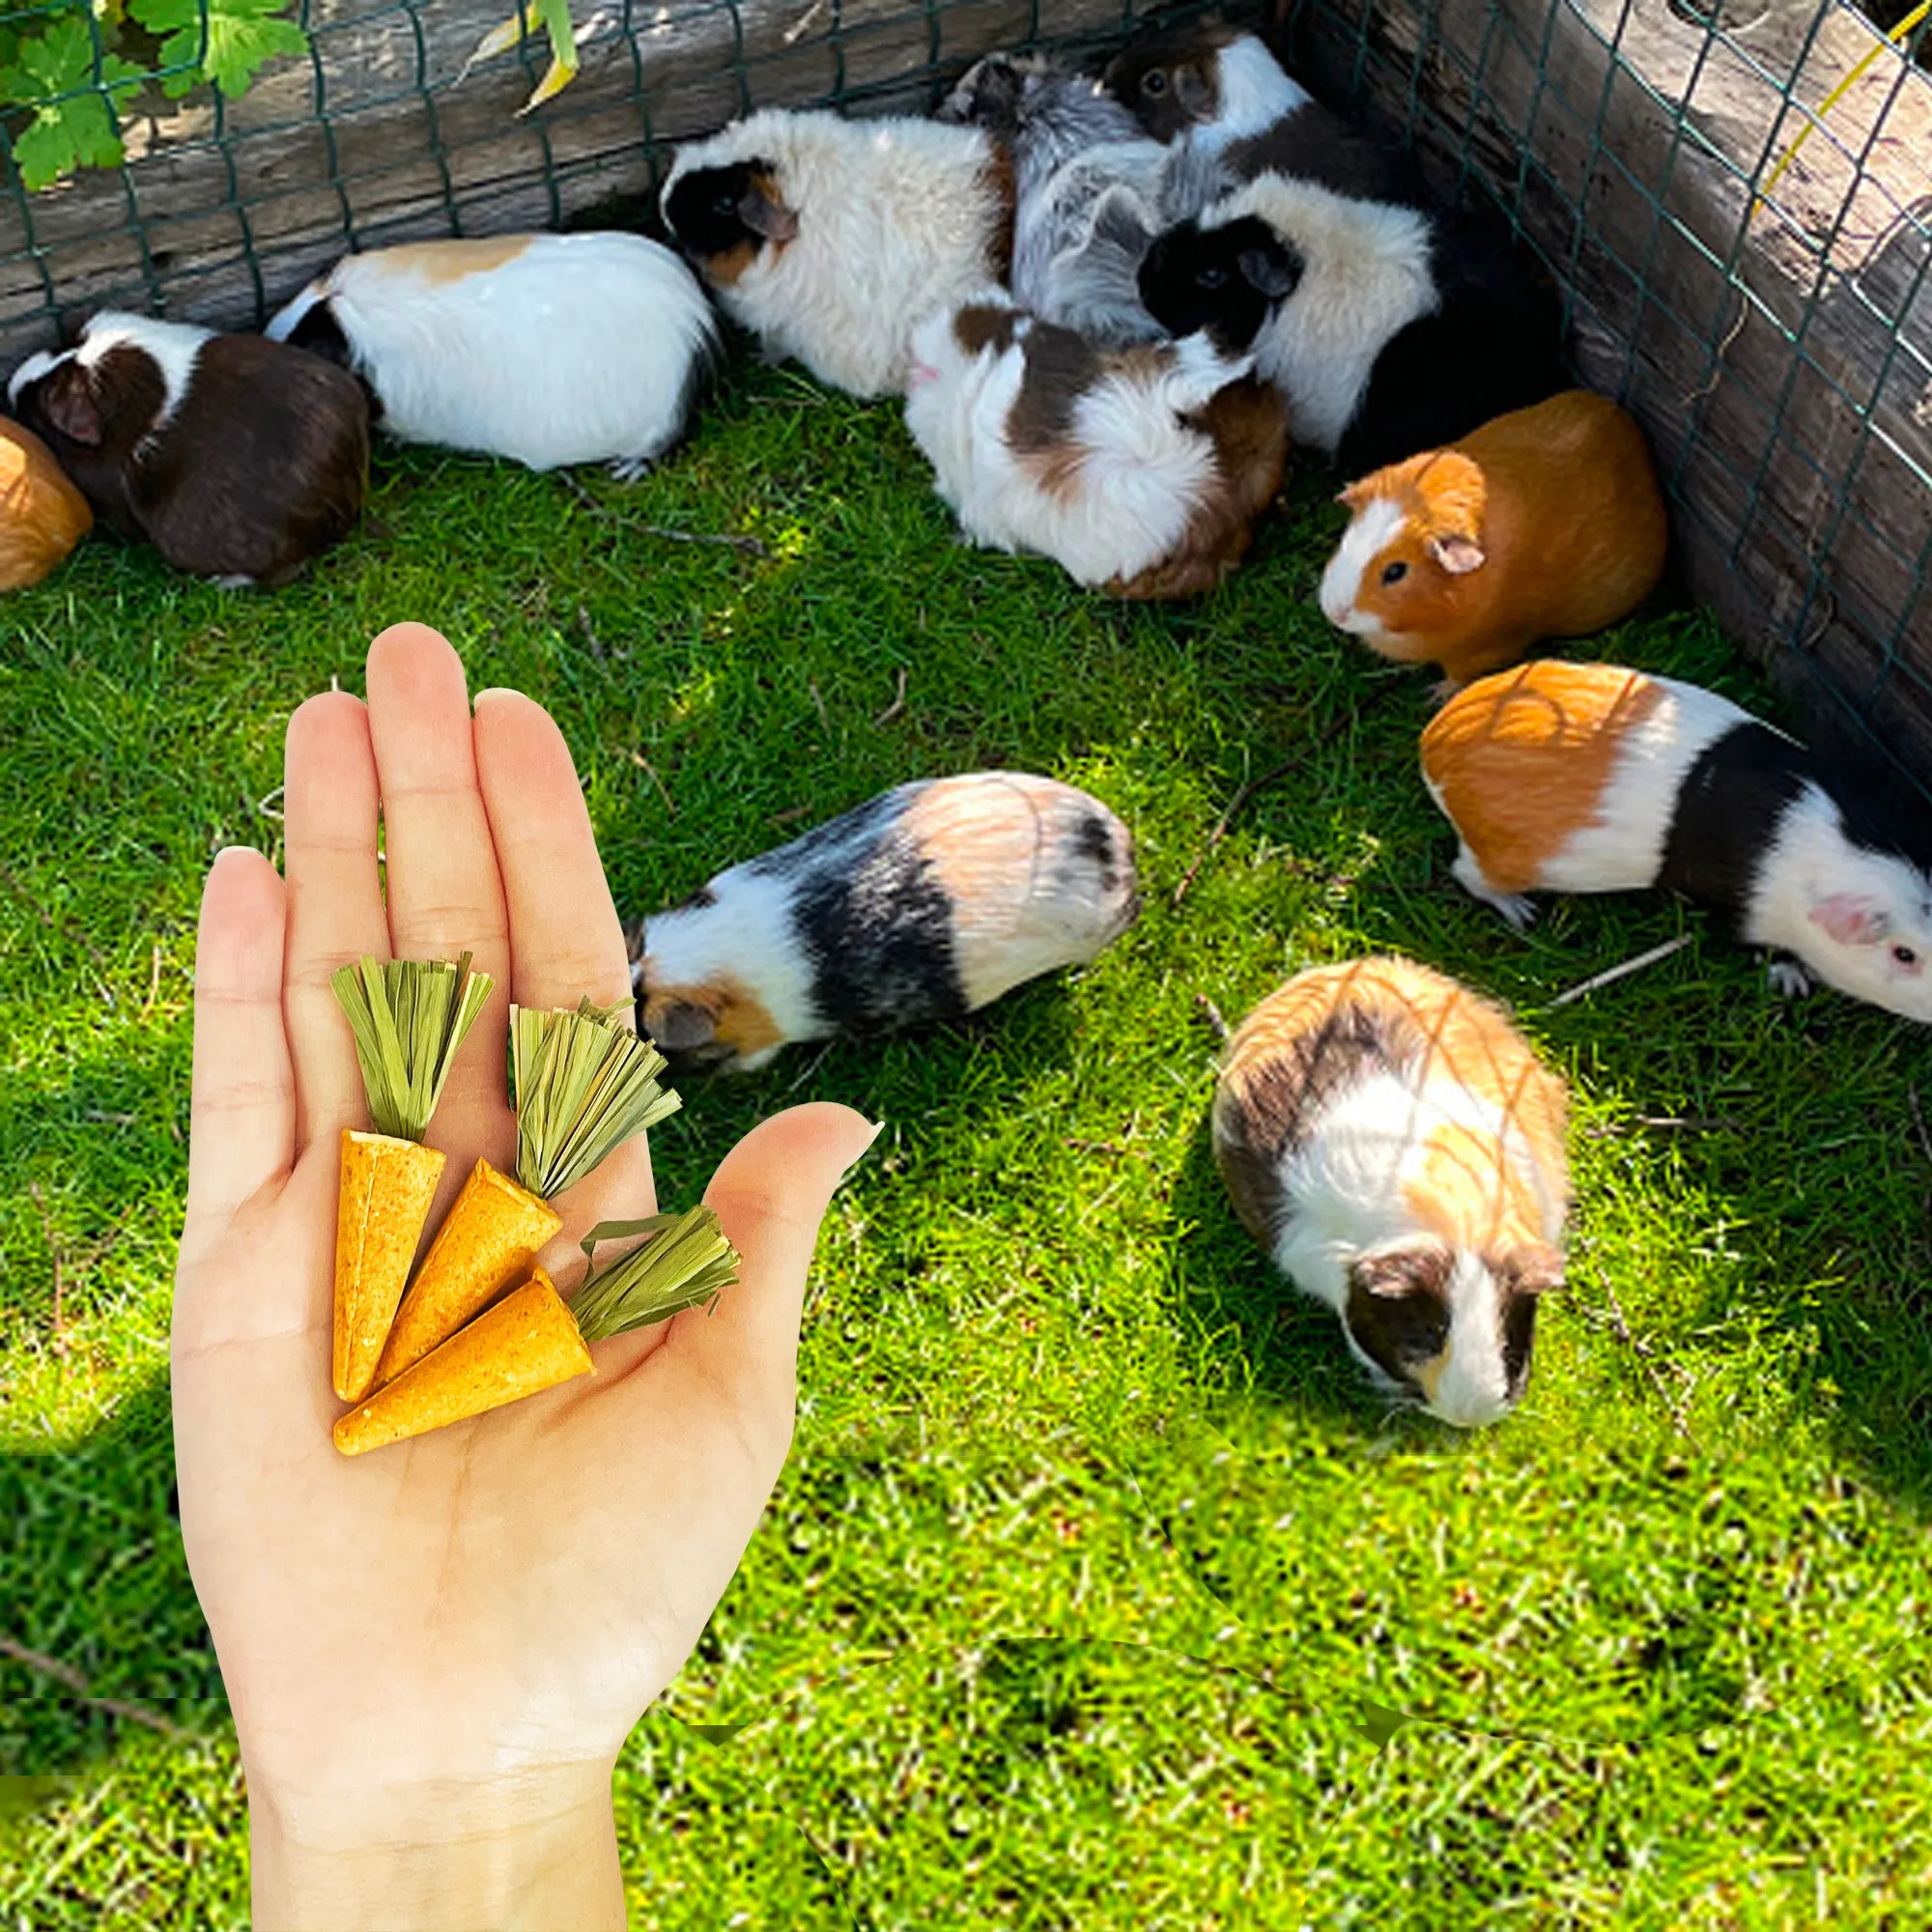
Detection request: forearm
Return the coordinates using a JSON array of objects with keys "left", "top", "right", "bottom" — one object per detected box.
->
[{"left": 247, "top": 1761, "right": 627, "bottom": 1932}]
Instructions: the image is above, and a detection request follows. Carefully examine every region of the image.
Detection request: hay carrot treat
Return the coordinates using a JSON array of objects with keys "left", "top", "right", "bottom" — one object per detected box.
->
[
  {"left": 334, "top": 1206, "right": 740, "bottom": 1455},
  {"left": 371, "top": 1000, "right": 681, "bottom": 1388},
  {"left": 329, "top": 953, "right": 494, "bottom": 1403}
]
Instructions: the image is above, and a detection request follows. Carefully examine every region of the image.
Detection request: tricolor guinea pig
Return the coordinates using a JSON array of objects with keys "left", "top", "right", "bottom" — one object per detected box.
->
[
  {"left": 1101, "top": 19, "right": 1421, "bottom": 206},
  {"left": 1420, "top": 660, "right": 1932, "bottom": 1021},
  {"left": 660, "top": 108, "right": 1012, "bottom": 398},
  {"left": 903, "top": 286, "right": 1291, "bottom": 598},
  {"left": 1319, "top": 391, "right": 1669, "bottom": 688},
  {"left": 628, "top": 772, "right": 1140, "bottom": 1071},
  {"left": 264, "top": 232, "right": 718, "bottom": 477},
  {"left": 8, "top": 312, "right": 368, "bottom": 587},
  {"left": 1, "top": 417, "right": 92, "bottom": 590},
  {"left": 1213, "top": 954, "right": 1569, "bottom": 1428}
]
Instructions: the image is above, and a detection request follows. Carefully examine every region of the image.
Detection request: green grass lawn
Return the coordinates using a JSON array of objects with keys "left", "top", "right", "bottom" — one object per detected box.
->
[{"left": 2, "top": 355, "right": 1929, "bottom": 1927}]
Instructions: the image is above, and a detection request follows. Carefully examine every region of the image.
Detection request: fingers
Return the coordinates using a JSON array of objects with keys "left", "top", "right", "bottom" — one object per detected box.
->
[
  {"left": 179, "top": 848, "right": 297, "bottom": 1273},
  {"left": 662, "top": 1104, "right": 879, "bottom": 1451},
  {"left": 365, "top": 625, "right": 515, "bottom": 1145},
  {"left": 471, "top": 687, "right": 634, "bottom": 1014},
  {"left": 282, "top": 689, "right": 386, "bottom": 1153}
]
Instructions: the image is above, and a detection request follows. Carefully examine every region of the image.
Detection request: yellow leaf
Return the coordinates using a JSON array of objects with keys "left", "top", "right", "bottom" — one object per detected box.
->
[
  {"left": 516, "top": 51, "right": 579, "bottom": 115},
  {"left": 458, "top": 10, "right": 536, "bottom": 85}
]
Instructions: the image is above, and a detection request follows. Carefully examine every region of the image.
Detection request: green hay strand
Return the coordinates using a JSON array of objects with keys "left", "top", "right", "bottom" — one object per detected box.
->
[
  {"left": 329, "top": 952, "right": 495, "bottom": 1142},
  {"left": 511, "top": 1000, "right": 682, "bottom": 1199}
]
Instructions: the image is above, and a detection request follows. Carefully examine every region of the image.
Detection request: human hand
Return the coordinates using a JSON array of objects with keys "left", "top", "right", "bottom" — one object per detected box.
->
[{"left": 171, "top": 623, "right": 874, "bottom": 1930}]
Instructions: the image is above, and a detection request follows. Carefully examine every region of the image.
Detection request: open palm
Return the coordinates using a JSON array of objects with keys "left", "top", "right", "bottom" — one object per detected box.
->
[{"left": 171, "top": 625, "right": 871, "bottom": 1917}]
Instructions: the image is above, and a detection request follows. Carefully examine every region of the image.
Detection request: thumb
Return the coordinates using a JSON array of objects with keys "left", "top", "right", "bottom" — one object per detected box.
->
[{"left": 671, "top": 1102, "right": 879, "bottom": 1432}]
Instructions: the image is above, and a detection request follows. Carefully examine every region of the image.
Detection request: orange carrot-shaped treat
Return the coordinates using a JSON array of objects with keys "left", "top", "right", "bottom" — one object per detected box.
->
[
  {"left": 335, "top": 1207, "right": 739, "bottom": 1455},
  {"left": 329, "top": 953, "right": 494, "bottom": 1403},
  {"left": 371, "top": 1000, "right": 682, "bottom": 1389}
]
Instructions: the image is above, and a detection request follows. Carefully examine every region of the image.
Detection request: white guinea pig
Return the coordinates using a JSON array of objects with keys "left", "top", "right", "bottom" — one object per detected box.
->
[
  {"left": 1421, "top": 660, "right": 1932, "bottom": 1021},
  {"left": 660, "top": 108, "right": 1012, "bottom": 398},
  {"left": 628, "top": 772, "right": 1141, "bottom": 1071},
  {"left": 9, "top": 311, "right": 368, "bottom": 588},
  {"left": 1213, "top": 954, "right": 1569, "bottom": 1428},
  {"left": 903, "top": 287, "right": 1290, "bottom": 598},
  {"left": 264, "top": 232, "right": 719, "bottom": 477}
]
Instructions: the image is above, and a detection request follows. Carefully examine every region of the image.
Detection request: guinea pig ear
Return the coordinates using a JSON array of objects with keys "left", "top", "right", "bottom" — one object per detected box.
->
[
  {"left": 1808, "top": 890, "right": 1891, "bottom": 947},
  {"left": 1174, "top": 60, "right": 1215, "bottom": 116},
  {"left": 1237, "top": 242, "right": 1298, "bottom": 300},
  {"left": 1350, "top": 1239, "right": 1452, "bottom": 1300},
  {"left": 1426, "top": 532, "right": 1487, "bottom": 575},
  {"left": 38, "top": 360, "right": 103, "bottom": 446},
  {"left": 646, "top": 998, "right": 719, "bottom": 1053},
  {"left": 1502, "top": 1241, "right": 1565, "bottom": 1296},
  {"left": 737, "top": 177, "right": 800, "bottom": 243}
]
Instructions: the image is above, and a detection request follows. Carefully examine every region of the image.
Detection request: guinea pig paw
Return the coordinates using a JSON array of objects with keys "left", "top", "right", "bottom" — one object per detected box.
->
[
  {"left": 206, "top": 573, "right": 261, "bottom": 592},
  {"left": 608, "top": 455, "right": 655, "bottom": 484},
  {"left": 1766, "top": 953, "right": 1815, "bottom": 1000}
]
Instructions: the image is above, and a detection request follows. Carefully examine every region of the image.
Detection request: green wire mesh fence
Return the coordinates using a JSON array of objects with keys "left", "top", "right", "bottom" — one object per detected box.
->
[{"left": 2, "top": 1, "right": 1929, "bottom": 795}]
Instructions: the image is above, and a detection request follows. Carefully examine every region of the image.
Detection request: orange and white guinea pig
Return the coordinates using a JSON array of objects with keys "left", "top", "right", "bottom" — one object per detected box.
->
[
  {"left": 1420, "top": 659, "right": 1932, "bottom": 1021},
  {"left": 1319, "top": 389, "right": 1667, "bottom": 688},
  {"left": 1213, "top": 955, "right": 1568, "bottom": 1428},
  {"left": 628, "top": 772, "right": 1141, "bottom": 1071},
  {"left": 1, "top": 417, "right": 92, "bottom": 590}
]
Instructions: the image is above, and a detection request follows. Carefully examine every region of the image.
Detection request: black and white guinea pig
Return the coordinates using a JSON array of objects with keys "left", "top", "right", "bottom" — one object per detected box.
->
[
  {"left": 628, "top": 772, "right": 1141, "bottom": 1070},
  {"left": 264, "top": 232, "right": 718, "bottom": 478},
  {"left": 7, "top": 311, "right": 368, "bottom": 587},
  {"left": 1101, "top": 20, "right": 1421, "bottom": 206},
  {"left": 1139, "top": 179, "right": 1569, "bottom": 473},
  {"left": 659, "top": 108, "right": 1012, "bottom": 398},
  {"left": 903, "top": 287, "right": 1291, "bottom": 598},
  {"left": 1421, "top": 660, "right": 1932, "bottom": 1022},
  {"left": 937, "top": 51, "right": 1180, "bottom": 345}
]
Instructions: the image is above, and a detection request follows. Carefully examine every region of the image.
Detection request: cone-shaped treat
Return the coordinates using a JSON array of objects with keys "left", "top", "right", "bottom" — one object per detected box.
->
[
  {"left": 333, "top": 1208, "right": 740, "bottom": 1456},
  {"left": 329, "top": 953, "right": 494, "bottom": 1402},
  {"left": 369, "top": 1000, "right": 682, "bottom": 1390}
]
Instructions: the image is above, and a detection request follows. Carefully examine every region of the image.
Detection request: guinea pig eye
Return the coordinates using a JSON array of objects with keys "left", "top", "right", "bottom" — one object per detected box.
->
[
  {"left": 1142, "top": 70, "right": 1168, "bottom": 96},
  {"left": 1381, "top": 560, "right": 1408, "bottom": 586},
  {"left": 1198, "top": 264, "right": 1228, "bottom": 290},
  {"left": 714, "top": 190, "right": 740, "bottom": 216},
  {"left": 1892, "top": 943, "right": 1918, "bottom": 966}
]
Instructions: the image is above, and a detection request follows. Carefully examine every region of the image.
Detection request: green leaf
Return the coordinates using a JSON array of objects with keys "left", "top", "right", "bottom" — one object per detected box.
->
[{"left": 128, "top": 0, "right": 306, "bottom": 99}]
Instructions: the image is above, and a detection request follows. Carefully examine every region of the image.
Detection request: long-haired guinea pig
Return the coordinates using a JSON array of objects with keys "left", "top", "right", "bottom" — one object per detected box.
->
[
  {"left": 1319, "top": 391, "right": 1668, "bottom": 688},
  {"left": 660, "top": 108, "right": 1012, "bottom": 398},
  {"left": 8, "top": 312, "right": 368, "bottom": 587},
  {"left": 1101, "top": 19, "right": 1421, "bottom": 207},
  {"left": 629, "top": 772, "right": 1140, "bottom": 1071},
  {"left": 1138, "top": 178, "right": 1568, "bottom": 472},
  {"left": 1, "top": 418, "right": 92, "bottom": 590},
  {"left": 264, "top": 232, "right": 718, "bottom": 478},
  {"left": 1213, "top": 954, "right": 1568, "bottom": 1428},
  {"left": 1421, "top": 660, "right": 1932, "bottom": 1021},
  {"left": 938, "top": 51, "right": 1182, "bottom": 346},
  {"left": 903, "top": 287, "right": 1291, "bottom": 598}
]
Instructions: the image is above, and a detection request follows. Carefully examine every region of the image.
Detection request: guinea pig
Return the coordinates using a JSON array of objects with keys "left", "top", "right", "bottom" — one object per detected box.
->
[
  {"left": 937, "top": 51, "right": 1185, "bottom": 345},
  {"left": 1420, "top": 659, "right": 1932, "bottom": 1021},
  {"left": 1213, "top": 954, "right": 1568, "bottom": 1428},
  {"left": 628, "top": 771, "right": 1141, "bottom": 1070},
  {"left": 902, "top": 287, "right": 1291, "bottom": 598},
  {"left": 8, "top": 312, "right": 368, "bottom": 588},
  {"left": 1319, "top": 390, "right": 1668, "bottom": 688},
  {"left": 263, "top": 232, "right": 718, "bottom": 478},
  {"left": 1101, "top": 19, "right": 1422, "bottom": 206},
  {"left": 1, "top": 417, "right": 92, "bottom": 590},
  {"left": 660, "top": 108, "right": 1011, "bottom": 398},
  {"left": 1139, "top": 181, "right": 1569, "bottom": 471}
]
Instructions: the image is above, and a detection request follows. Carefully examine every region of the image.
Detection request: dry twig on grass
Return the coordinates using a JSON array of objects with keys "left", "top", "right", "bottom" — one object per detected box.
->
[
  {"left": 0, "top": 1637, "right": 188, "bottom": 1741},
  {"left": 557, "top": 470, "right": 771, "bottom": 556}
]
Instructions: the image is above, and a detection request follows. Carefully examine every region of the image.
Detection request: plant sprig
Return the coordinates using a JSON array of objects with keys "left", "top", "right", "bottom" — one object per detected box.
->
[
  {"left": 330, "top": 952, "right": 495, "bottom": 1143},
  {"left": 511, "top": 999, "right": 681, "bottom": 1200},
  {"left": 568, "top": 1208, "right": 739, "bottom": 1342}
]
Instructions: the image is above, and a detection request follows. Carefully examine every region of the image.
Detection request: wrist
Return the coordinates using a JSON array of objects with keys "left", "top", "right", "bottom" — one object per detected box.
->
[{"left": 247, "top": 1756, "right": 626, "bottom": 1931}]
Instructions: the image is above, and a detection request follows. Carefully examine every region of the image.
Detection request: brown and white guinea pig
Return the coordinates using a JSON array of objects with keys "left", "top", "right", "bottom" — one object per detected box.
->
[
  {"left": 8, "top": 312, "right": 368, "bottom": 588},
  {"left": 628, "top": 772, "right": 1141, "bottom": 1071},
  {"left": 264, "top": 232, "right": 718, "bottom": 478},
  {"left": 1420, "top": 660, "right": 1932, "bottom": 1021},
  {"left": 1, "top": 418, "right": 92, "bottom": 590},
  {"left": 1101, "top": 18, "right": 1422, "bottom": 207},
  {"left": 659, "top": 108, "right": 1012, "bottom": 398},
  {"left": 1319, "top": 391, "right": 1668, "bottom": 688},
  {"left": 1213, "top": 954, "right": 1569, "bottom": 1428},
  {"left": 903, "top": 286, "right": 1291, "bottom": 598}
]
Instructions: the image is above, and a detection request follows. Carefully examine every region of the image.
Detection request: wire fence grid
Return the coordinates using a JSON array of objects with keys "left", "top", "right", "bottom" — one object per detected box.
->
[{"left": 2, "top": 0, "right": 1928, "bottom": 796}]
